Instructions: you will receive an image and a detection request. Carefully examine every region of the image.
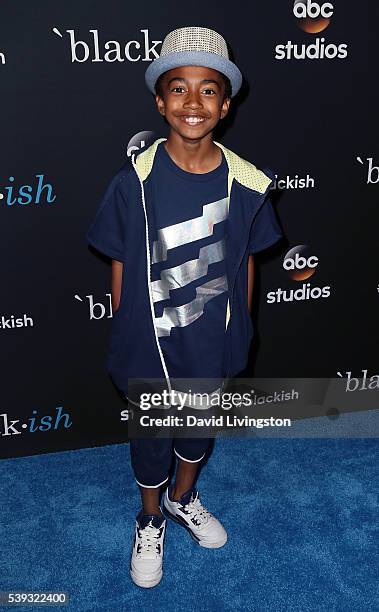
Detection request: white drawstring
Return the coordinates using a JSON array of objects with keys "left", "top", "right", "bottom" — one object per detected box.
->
[{"left": 131, "top": 152, "right": 173, "bottom": 402}]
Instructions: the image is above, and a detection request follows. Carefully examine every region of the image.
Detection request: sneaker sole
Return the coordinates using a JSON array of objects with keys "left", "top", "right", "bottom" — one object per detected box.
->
[
  {"left": 130, "top": 565, "right": 163, "bottom": 588},
  {"left": 162, "top": 504, "right": 227, "bottom": 548}
]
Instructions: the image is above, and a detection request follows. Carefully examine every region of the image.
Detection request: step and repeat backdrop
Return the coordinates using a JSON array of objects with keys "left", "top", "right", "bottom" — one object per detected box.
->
[{"left": 1, "top": 2, "right": 376, "bottom": 458}]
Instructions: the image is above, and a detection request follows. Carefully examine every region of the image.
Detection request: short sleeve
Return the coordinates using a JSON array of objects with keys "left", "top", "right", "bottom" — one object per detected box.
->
[
  {"left": 86, "top": 173, "right": 128, "bottom": 261},
  {"left": 248, "top": 192, "right": 283, "bottom": 255}
]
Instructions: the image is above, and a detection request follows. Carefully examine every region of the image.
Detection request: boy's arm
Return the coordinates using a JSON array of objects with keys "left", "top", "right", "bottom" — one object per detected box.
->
[
  {"left": 247, "top": 255, "right": 254, "bottom": 314},
  {"left": 111, "top": 259, "right": 123, "bottom": 313}
]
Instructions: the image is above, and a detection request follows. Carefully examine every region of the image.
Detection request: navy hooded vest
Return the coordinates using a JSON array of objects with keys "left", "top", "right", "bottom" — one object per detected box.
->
[{"left": 86, "top": 137, "right": 283, "bottom": 400}]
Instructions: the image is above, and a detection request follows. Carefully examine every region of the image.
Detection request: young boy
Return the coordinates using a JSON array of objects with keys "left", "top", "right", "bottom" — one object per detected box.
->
[{"left": 86, "top": 26, "right": 283, "bottom": 588}]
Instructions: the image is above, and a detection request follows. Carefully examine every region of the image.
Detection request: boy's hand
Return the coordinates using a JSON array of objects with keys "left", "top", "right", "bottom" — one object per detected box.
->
[
  {"left": 247, "top": 255, "right": 254, "bottom": 314},
  {"left": 111, "top": 259, "right": 123, "bottom": 313}
]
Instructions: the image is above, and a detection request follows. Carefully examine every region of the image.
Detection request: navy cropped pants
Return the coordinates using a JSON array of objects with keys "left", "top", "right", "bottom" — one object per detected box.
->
[
  {"left": 124, "top": 384, "right": 222, "bottom": 487},
  {"left": 129, "top": 435, "right": 212, "bottom": 488}
]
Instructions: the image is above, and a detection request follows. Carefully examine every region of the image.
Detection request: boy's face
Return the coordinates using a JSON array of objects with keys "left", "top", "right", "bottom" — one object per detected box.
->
[{"left": 155, "top": 65, "right": 231, "bottom": 141}]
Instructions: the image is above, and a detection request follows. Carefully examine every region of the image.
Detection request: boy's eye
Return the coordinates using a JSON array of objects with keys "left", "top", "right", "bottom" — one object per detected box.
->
[{"left": 170, "top": 86, "right": 217, "bottom": 95}]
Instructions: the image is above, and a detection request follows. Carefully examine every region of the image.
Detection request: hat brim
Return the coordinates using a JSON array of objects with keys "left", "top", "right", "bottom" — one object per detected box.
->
[{"left": 145, "top": 51, "right": 242, "bottom": 98}]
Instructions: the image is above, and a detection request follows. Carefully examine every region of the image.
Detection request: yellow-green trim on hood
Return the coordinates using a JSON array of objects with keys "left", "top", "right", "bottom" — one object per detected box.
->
[{"left": 134, "top": 137, "right": 273, "bottom": 195}]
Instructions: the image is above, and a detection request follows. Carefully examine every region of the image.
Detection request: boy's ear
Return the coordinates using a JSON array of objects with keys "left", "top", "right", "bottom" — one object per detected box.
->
[
  {"left": 220, "top": 97, "right": 231, "bottom": 119},
  {"left": 156, "top": 94, "right": 165, "bottom": 116}
]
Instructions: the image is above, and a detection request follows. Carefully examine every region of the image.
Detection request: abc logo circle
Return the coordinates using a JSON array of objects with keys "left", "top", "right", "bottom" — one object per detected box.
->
[
  {"left": 283, "top": 245, "right": 318, "bottom": 280},
  {"left": 294, "top": 1, "right": 334, "bottom": 33}
]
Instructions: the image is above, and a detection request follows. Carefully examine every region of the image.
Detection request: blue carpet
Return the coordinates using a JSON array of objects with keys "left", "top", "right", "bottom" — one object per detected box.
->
[{"left": 1, "top": 436, "right": 378, "bottom": 611}]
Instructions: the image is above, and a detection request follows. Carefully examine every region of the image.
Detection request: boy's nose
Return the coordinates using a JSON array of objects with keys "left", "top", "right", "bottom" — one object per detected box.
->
[{"left": 183, "top": 91, "right": 203, "bottom": 109}]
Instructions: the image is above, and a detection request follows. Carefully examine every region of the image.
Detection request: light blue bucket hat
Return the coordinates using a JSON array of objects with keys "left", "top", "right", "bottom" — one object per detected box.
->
[{"left": 145, "top": 26, "right": 243, "bottom": 98}]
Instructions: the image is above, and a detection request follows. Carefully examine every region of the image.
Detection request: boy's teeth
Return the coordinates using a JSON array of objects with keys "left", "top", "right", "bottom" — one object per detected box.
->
[{"left": 183, "top": 116, "right": 205, "bottom": 123}]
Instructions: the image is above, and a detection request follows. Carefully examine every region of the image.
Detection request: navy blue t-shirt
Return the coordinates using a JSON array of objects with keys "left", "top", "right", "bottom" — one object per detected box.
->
[{"left": 149, "top": 141, "right": 229, "bottom": 394}]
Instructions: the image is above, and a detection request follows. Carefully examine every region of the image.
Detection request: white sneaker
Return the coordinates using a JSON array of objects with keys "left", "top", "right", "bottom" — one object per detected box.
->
[
  {"left": 163, "top": 485, "right": 227, "bottom": 549},
  {"left": 130, "top": 509, "right": 167, "bottom": 588}
]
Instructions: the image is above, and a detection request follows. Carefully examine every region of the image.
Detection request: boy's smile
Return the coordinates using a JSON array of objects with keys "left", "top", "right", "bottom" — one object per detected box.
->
[{"left": 155, "top": 65, "right": 230, "bottom": 141}]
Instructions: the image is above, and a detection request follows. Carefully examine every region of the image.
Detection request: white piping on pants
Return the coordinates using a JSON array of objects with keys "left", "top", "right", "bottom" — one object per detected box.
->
[
  {"left": 174, "top": 448, "right": 206, "bottom": 463},
  {"left": 135, "top": 476, "right": 169, "bottom": 489}
]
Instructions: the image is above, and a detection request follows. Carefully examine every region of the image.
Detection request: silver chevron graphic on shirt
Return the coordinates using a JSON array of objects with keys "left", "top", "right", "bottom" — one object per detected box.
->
[
  {"left": 155, "top": 275, "right": 228, "bottom": 337},
  {"left": 152, "top": 196, "right": 229, "bottom": 264},
  {"left": 151, "top": 239, "right": 226, "bottom": 304}
]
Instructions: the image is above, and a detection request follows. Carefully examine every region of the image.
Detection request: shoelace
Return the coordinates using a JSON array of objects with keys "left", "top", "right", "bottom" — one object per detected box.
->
[
  {"left": 183, "top": 494, "right": 211, "bottom": 527},
  {"left": 137, "top": 520, "right": 162, "bottom": 558}
]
